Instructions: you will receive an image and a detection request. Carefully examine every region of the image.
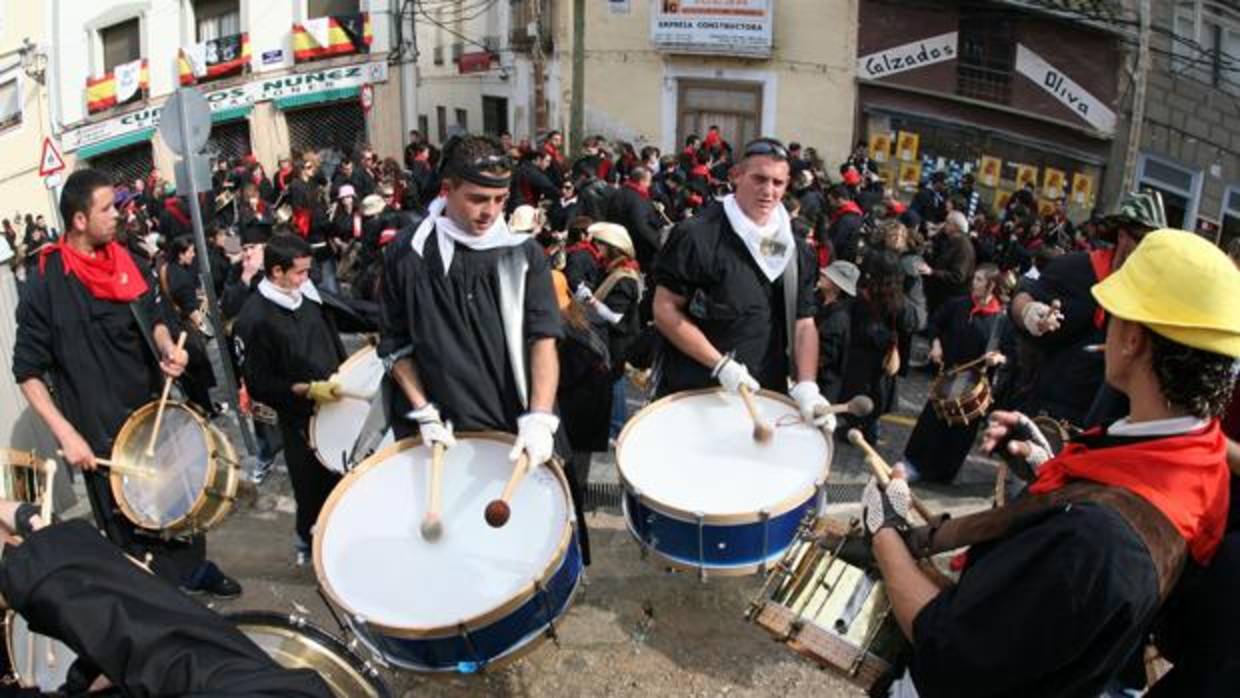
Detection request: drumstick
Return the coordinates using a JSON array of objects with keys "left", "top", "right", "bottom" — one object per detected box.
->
[
  {"left": 813, "top": 394, "right": 875, "bottom": 418},
  {"left": 738, "top": 385, "right": 773, "bottom": 443},
  {"left": 40, "top": 459, "right": 55, "bottom": 524},
  {"left": 485, "top": 454, "right": 531, "bottom": 528},
  {"left": 420, "top": 442, "right": 446, "bottom": 541},
  {"left": 56, "top": 452, "right": 156, "bottom": 479},
  {"left": 846, "top": 429, "right": 936, "bottom": 523},
  {"left": 146, "top": 331, "right": 188, "bottom": 458}
]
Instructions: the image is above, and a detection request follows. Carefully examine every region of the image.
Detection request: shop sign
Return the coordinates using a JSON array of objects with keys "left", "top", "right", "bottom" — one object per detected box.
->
[
  {"left": 651, "top": 0, "right": 773, "bottom": 58},
  {"left": 63, "top": 60, "right": 389, "bottom": 152},
  {"left": 1015, "top": 44, "right": 1116, "bottom": 134},
  {"left": 858, "top": 32, "right": 957, "bottom": 81}
]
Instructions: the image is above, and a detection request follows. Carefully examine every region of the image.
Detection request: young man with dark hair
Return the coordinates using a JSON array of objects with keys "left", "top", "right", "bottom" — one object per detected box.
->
[
  {"left": 234, "top": 233, "right": 346, "bottom": 564},
  {"left": 825, "top": 184, "right": 864, "bottom": 264},
  {"left": 13, "top": 168, "right": 239, "bottom": 597},
  {"left": 652, "top": 138, "right": 835, "bottom": 432}
]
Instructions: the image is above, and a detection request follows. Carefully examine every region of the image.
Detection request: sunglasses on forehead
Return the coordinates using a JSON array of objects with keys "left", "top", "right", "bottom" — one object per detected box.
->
[
  {"left": 742, "top": 139, "right": 789, "bottom": 161},
  {"left": 467, "top": 154, "right": 513, "bottom": 173}
]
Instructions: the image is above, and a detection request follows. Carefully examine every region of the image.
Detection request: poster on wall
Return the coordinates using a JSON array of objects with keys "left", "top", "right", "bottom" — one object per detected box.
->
[
  {"left": 869, "top": 132, "right": 892, "bottom": 163},
  {"left": 896, "top": 131, "right": 920, "bottom": 162},
  {"left": 978, "top": 155, "right": 1002, "bottom": 188},
  {"left": 1015, "top": 164, "right": 1039, "bottom": 191},
  {"left": 994, "top": 189, "right": 1014, "bottom": 214},
  {"left": 651, "top": 0, "right": 773, "bottom": 58},
  {"left": 1071, "top": 172, "right": 1094, "bottom": 207},
  {"left": 1037, "top": 198, "right": 1058, "bottom": 217},
  {"left": 1043, "top": 167, "right": 1067, "bottom": 200},
  {"left": 898, "top": 161, "right": 922, "bottom": 188}
]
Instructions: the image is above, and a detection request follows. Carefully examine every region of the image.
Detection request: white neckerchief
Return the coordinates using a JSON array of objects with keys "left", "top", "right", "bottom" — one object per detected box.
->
[
  {"left": 412, "top": 196, "right": 526, "bottom": 275},
  {"left": 258, "top": 277, "right": 321, "bottom": 311},
  {"left": 722, "top": 194, "right": 794, "bottom": 282},
  {"left": 1108, "top": 415, "right": 1209, "bottom": 437}
]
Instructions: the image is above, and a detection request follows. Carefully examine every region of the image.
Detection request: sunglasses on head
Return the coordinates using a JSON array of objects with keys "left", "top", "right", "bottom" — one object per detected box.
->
[
  {"left": 742, "top": 139, "right": 789, "bottom": 161},
  {"left": 468, "top": 154, "right": 513, "bottom": 174}
]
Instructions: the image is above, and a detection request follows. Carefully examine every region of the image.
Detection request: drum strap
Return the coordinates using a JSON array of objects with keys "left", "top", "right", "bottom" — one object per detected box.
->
[
  {"left": 904, "top": 482, "right": 1187, "bottom": 601},
  {"left": 497, "top": 247, "right": 530, "bottom": 410},
  {"left": 128, "top": 299, "right": 162, "bottom": 368},
  {"left": 781, "top": 251, "right": 798, "bottom": 369}
]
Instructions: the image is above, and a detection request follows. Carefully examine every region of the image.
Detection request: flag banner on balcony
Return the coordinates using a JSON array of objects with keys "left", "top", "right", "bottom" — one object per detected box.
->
[
  {"left": 179, "top": 33, "right": 252, "bottom": 85},
  {"left": 293, "top": 13, "right": 372, "bottom": 62},
  {"left": 86, "top": 59, "right": 149, "bottom": 114}
]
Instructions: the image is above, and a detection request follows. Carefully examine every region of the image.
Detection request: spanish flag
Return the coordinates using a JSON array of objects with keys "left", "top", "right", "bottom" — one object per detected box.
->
[
  {"left": 292, "top": 13, "right": 372, "bottom": 63},
  {"left": 179, "top": 33, "right": 252, "bottom": 86},
  {"left": 86, "top": 59, "right": 149, "bottom": 114}
]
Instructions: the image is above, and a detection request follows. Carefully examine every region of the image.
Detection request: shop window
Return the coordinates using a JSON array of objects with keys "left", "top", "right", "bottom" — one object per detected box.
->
[
  {"left": 195, "top": 0, "right": 241, "bottom": 42},
  {"left": 1220, "top": 186, "right": 1240, "bottom": 250},
  {"left": 1137, "top": 153, "right": 1200, "bottom": 229},
  {"left": 286, "top": 102, "right": 366, "bottom": 163},
  {"left": 309, "top": 0, "right": 359, "bottom": 18},
  {"left": 206, "top": 119, "right": 253, "bottom": 165},
  {"left": 957, "top": 9, "right": 1014, "bottom": 104},
  {"left": 88, "top": 144, "right": 155, "bottom": 188},
  {"left": 0, "top": 78, "right": 20, "bottom": 133},
  {"left": 101, "top": 18, "right": 141, "bottom": 73}
]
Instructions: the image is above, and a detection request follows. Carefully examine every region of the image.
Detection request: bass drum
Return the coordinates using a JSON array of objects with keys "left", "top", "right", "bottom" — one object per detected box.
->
[
  {"left": 5, "top": 611, "right": 76, "bottom": 691},
  {"left": 228, "top": 611, "right": 390, "bottom": 698}
]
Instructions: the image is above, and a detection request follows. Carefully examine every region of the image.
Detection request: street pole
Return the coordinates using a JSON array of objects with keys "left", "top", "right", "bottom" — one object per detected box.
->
[
  {"left": 175, "top": 95, "right": 257, "bottom": 457},
  {"left": 570, "top": 0, "right": 585, "bottom": 155},
  {"left": 1121, "top": 0, "right": 1151, "bottom": 192},
  {"left": 533, "top": 0, "right": 549, "bottom": 135}
]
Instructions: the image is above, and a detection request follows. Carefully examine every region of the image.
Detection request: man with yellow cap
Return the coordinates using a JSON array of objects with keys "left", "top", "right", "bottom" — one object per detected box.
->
[{"left": 858, "top": 229, "right": 1239, "bottom": 697}]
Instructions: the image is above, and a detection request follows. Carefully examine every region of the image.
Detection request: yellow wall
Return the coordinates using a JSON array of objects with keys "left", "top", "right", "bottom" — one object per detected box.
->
[
  {"left": 0, "top": 0, "right": 56, "bottom": 223},
  {"left": 557, "top": 0, "right": 858, "bottom": 161}
]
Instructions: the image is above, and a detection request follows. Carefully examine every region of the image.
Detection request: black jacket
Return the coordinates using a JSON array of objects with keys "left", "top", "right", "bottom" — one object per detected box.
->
[{"left": 605, "top": 185, "right": 661, "bottom": 270}]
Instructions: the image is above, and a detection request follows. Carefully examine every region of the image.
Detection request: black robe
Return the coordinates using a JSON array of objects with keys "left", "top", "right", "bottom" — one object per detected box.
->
[
  {"left": 814, "top": 297, "right": 852, "bottom": 403},
  {"left": 902, "top": 297, "right": 1003, "bottom": 483}
]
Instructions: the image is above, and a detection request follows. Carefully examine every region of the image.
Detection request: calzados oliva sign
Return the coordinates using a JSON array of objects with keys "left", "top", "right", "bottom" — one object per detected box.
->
[
  {"left": 1015, "top": 44, "right": 1116, "bottom": 134},
  {"left": 857, "top": 32, "right": 957, "bottom": 80}
]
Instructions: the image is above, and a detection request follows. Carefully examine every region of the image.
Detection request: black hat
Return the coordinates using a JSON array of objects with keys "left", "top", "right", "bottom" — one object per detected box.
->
[{"left": 240, "top": 219, "right": 273, "bottom": 246}]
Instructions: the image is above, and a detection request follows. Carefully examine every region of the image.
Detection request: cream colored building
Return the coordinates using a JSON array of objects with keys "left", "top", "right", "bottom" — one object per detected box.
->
[{"left": 0, "top": 0, "right": 57, "bottom": 224}]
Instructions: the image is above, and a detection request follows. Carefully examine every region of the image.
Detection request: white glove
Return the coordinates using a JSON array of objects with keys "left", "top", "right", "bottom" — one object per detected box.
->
[
  {"left": 1006, "top": 413, "right": 1055, "bottom": 469},
  {"left": 406, "top": 403, "right": 457, "bottom": 448},
  {"left": 861, "top": 473, "right": 912, "bottom": 538},
  {"left": 511, "top": 412, "right": 560, "bottom": 466},
  {"left": 1021, "top": 301, "right": 1062, "bottom": 336},
  {"left": 790, "top": 381, "right": 837, "bottom": 432},
  {"left": 590, "top": 300, "right": 623, "bottom": 325},
  {"left": 712, "top": 355, "right": 760, "bottom": 395},
  {"left": 573, "top": 283, "right": 594, "bottom": 303}
]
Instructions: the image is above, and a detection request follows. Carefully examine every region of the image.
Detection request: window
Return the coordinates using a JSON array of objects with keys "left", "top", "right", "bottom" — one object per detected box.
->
[
  {"left": 0, "top": 78, "right": 20, "bottom": 132},
  {"left": 436, "top": 105, "right": 447, "bottom": 144},
  {"left": 101, "top": 18, "right": 141, "bottom": 72},
  {"left": 455, "top": 108, "right": 468, "bottom": 131},
  {"left": 1137, "top": 153, "right": 1201, "bottom": 229},
  {"left": 308, "top": 0, "right": 360, "bottom": 18},
  {"left": 195, "top": 0, "right": 241, "bottom": 42},
  {"left": 1221, "top": 186, "right": 1240, "bottom": 250},
  {"left": 1172, "top": 1, "right": 1240, "bottom": 93},
  {"left": 433, "top": 46, "right": 444, "bottom": 65},
  {"left": 956, "top": 8, "right": 1014, "bottom": 104},
  {"left": 482, "top": 96, "right": 508, "bottom": 136},
  {"left": 418, "top": 114, "right": 429, "bottom": 138}
]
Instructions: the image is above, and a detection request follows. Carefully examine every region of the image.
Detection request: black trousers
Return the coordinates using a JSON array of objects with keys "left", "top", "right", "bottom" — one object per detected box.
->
[
  {"left": 278, "top": 414, "right": 341, "bottom": 546},
  {"left": 81, "top": 469, "right": 206, "bottom": 586}
]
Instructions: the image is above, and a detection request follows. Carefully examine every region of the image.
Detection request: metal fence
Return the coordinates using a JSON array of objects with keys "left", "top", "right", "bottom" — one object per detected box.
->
[
  {"left": 285, "top": 102, "right": 367, "bottom": 160},
  {"left": 88, "top": 144, "right": 155, "bottom": 187}
]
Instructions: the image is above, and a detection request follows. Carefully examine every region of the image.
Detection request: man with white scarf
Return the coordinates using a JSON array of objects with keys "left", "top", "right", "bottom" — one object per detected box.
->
[
  {"left": 652, "top": 138, "right": 835, "bottom": 431},
  {"left": 378, "top": 135, "right": 589, "bottom": 559}
]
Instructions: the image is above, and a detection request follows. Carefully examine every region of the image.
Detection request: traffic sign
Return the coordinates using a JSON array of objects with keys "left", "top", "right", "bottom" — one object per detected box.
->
[
  {"left": 360, "top": 83, "right": 374, "bottom": 114},
  {"left": 38, "top": 137, "right": 65, "bottom": 177},
  {"left": 158, "top": 88, "right": 212, "bottom": 156}
]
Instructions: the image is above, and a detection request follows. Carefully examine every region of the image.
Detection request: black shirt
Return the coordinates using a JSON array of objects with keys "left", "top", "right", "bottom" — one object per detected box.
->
[
  {"left": 654, "top": 203, "right": 817, "bottom": 395},
  {"left": 379, "top": 232, "right": 563, "bottom": 432},
  {"left": 12, "top": 251, "right": 163, "bottom": 455},
  {"left": 930, "top": 296, "right": 1002, "bottom": 368}
]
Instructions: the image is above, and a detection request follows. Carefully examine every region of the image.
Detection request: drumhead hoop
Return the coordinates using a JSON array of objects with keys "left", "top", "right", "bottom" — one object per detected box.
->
[{"left": 110, "top": 401, "right": 218, "bottom": 531}]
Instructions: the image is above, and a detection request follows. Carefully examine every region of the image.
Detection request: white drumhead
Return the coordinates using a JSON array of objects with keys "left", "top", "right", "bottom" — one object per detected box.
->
[
  {"left": 617, "top": 390, "right": 829, "bottom": 517},
  {"left": 316, "top": 436, "right": 572, "bottom": 631},
  {"left": 313, "top": 347, "right": 385, "bottom": 473},
  {"left": 118, "top": 405, "right": 210, "bottom": 527},
  {"left": 7, "top": 612, "right": 76, "bottom": 690}
]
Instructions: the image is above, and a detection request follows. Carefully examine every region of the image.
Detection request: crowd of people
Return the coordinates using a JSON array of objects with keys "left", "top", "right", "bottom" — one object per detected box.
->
[{"left": 4, "top": 123, "right": 1240, "bottom": 697}]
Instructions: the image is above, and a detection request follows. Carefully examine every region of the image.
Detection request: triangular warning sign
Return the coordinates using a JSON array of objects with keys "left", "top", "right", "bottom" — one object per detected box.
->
[{"left": 39, "top": 137, "right": 65, "bottom": 177}]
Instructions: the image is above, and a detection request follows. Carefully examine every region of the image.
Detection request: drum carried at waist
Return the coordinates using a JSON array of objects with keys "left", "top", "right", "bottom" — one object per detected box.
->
[
  {"left": 109, "top": 400, "right": 239, "bottom": 535},
  {"left": 615, "top": 388, "right": 831, "bottom": 578},
  {"left": 310, "top": 346, "right": 393, "bottom": 474},
  {"left": 313, "top": 434, "right": 582, "bottom": 672},
  {"left": 929, "top": 364, "right": 992, "bottom": 427},
  {"left": 228, "top": 611, "right": 390, "bottom": 697}
]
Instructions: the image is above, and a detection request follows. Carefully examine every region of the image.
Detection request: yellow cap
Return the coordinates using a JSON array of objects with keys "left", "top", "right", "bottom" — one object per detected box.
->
[{"left": 1091, "top": 229, "right": 1240, "bottom": 357}]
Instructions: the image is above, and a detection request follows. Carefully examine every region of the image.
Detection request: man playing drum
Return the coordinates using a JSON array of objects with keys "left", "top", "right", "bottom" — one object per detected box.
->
[
  {"left": 862, "top": 230, "right": 1238, "bottom": 696},
  {"left": 651, "top": 137, "right": 835, "bottom": 432},
  {"left": 234, "top": 234, "right": 347, "bottom": 565},
  {"left": 12, "top": 168, "right": 241, "bottom": 597},
  {"left": 379, "top": 134, "right": 590, "bottom": 561}
]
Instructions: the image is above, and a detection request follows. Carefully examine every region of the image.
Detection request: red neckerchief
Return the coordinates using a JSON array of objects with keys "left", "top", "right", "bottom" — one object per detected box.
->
[
  {"left": 969, "top": 295, "right": 1001, "bottom": 318},
  {"left": 1088, "top": 248, "right": 1115, "bottom": 329},
  {"left": 690, "top": 164, "right": 711, "bottom": 180},
  {"left": 703, "top": 130, "right": 722, "bottom": 150},
  {"left": 40, "top": 239, "right": 149, "bottom": 302},
  {"left": 414, "top": 150, "right": 430, "bottom": 163},
  {"left": 608, "top": 257, "right": 639, "bottom": 273},
  {"left": 292, "top": 208, "right": 312, "bottom": 238},
  {"left": 1028, "top": 420, "right": 1230, "bottom": 564},
  {"left": 544, "top": 143, "right": 563, "bottom": 163},
  {"left": 623, "top": 180, "right": 650, "bottom": 200},
  {"left": 567, "top": 240, "right": 605, "bottom": 267},
  {"left": 830, "top": 200, "right": 863, "bottom": 223},
  {"left": 163, "top": 197, "right": 190, "bottom": 229}
]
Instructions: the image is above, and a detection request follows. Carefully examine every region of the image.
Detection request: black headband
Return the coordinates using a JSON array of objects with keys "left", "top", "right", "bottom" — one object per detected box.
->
[{"left": 448, "top": 154, "right": 513, "bottom": 189}]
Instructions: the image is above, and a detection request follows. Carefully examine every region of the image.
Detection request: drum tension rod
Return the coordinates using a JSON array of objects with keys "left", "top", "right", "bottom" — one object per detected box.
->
[
  {"left": 695, "top": 511, "right": 707, "bottom": 583},
  {"left": 759, "top": 509, "right": 772, "bottom": 575},
  {"left": 458, "top": 623, "right": 484, "bottom": 670},
  {"left": 316, "top": 586, "right": 350, "bottom": 638},
  {"left": 535, "top": 580, "right": 560, "bottom": 646}
]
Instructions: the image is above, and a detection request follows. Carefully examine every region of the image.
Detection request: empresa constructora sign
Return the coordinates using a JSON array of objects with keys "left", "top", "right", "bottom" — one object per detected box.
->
[{"left": 651, "top": 0, "right": 773, "bottom": 57}]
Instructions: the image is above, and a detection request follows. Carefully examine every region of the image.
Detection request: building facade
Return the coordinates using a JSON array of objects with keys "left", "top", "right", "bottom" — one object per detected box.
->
[
  {"left": 0, "top": 1, "right": 57, "bottom": 223},
  {"left": 49, "top": 0, "right": 414, "bottom": 187}
]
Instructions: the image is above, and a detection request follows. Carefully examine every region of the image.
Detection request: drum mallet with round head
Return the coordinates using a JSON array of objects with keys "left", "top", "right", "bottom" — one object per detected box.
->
[
  {"left": 485, "top": 454, "right": 531, "bottom": 528},
  {"left": 814, "top": 394, "right": 875, "bottom": 419},
  {"left": 738, "top": 385, "right": 774, "bottom": 443},
  {"left": 846, "top": 429, "right": 936, "bottom": 523},
  {"left": 146, "top": 331, "right": 189, "bottom": 458},
  {"left": 420, "top": 442, "right": 447, "bottom": 541}
]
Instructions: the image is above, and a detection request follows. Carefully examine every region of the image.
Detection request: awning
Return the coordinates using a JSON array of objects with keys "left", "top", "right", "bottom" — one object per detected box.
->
[
  {"left": 211, "top": 105, "right": 253, "bottom": 124},
  {"left": 79, "top": 128, "right": 156, "bottom": 160},
  {"left": 273, "top": 86, "right": 359, "bottom": 111}
]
